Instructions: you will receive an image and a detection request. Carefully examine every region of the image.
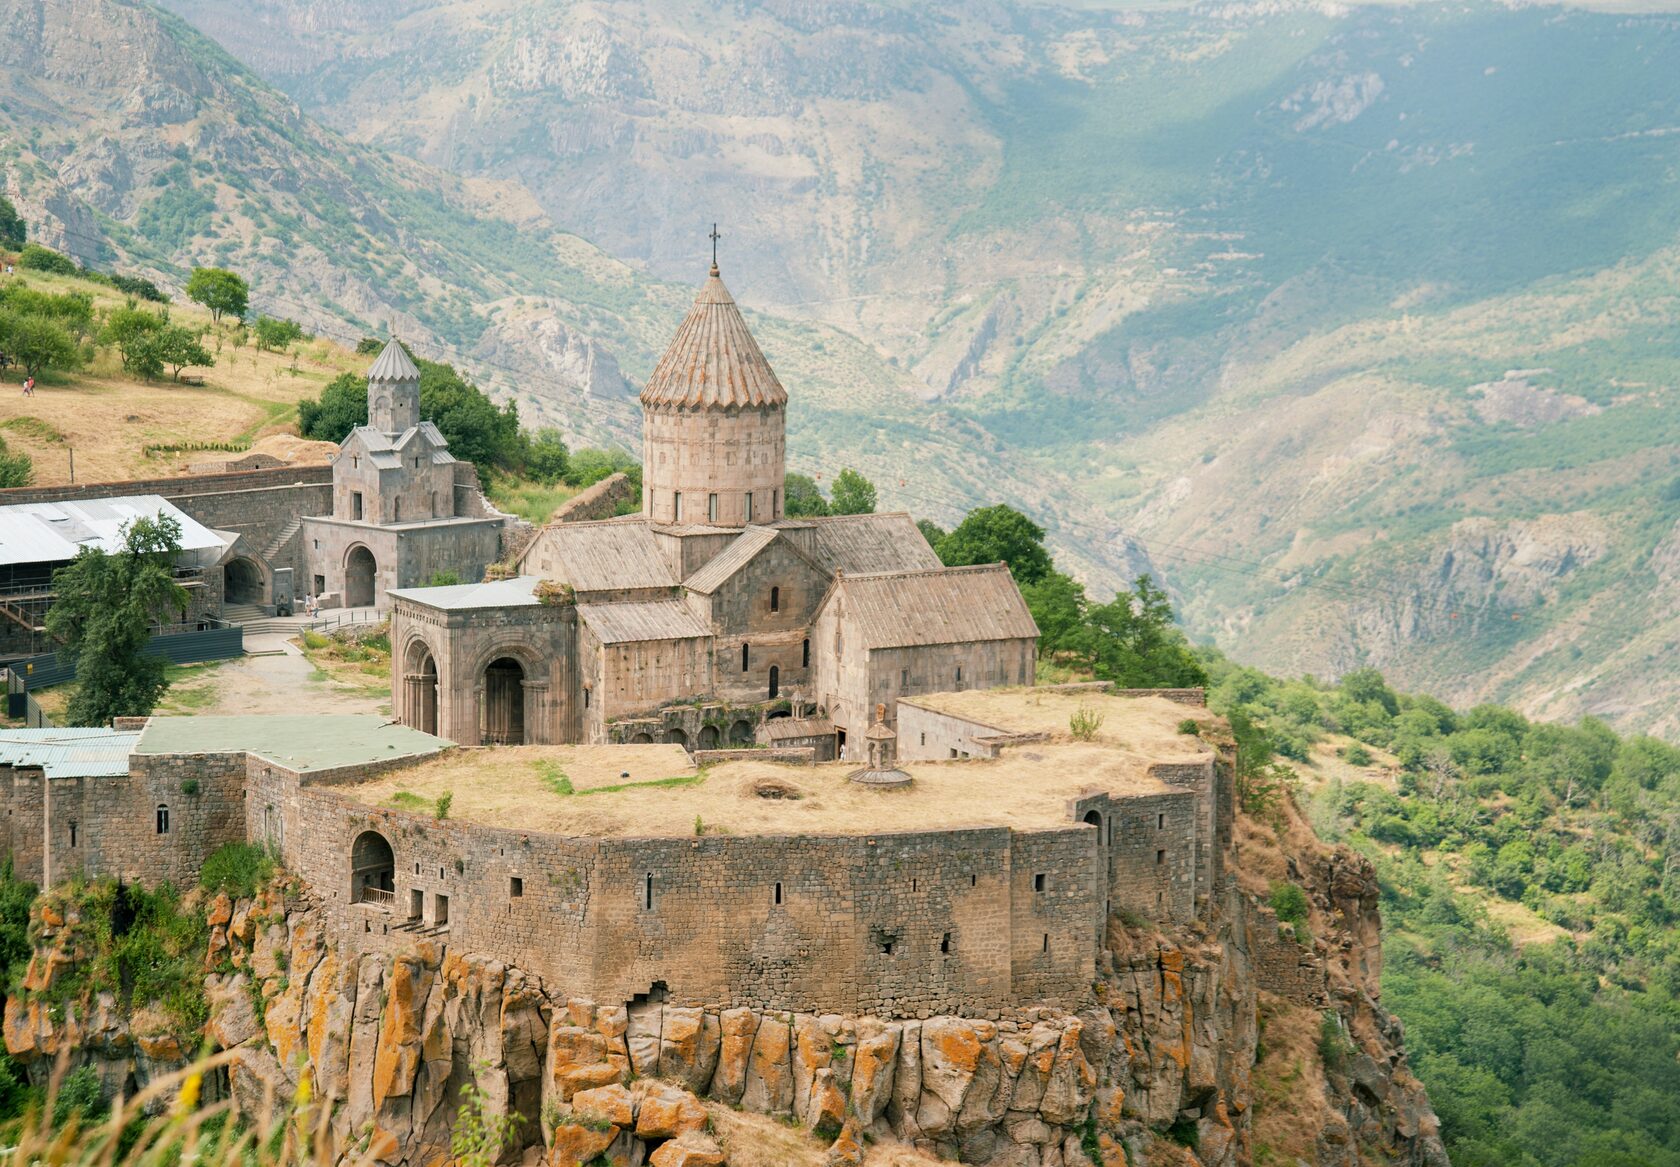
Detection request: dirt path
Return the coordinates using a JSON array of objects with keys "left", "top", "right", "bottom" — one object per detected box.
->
[{"left": 159, "top": 634, "right": 390, "bottom": 718}]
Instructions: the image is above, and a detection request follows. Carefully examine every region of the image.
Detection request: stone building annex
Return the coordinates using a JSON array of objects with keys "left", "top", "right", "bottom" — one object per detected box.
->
[{"left": 389, "top": 260, "right": 1038, "bottom": 757}]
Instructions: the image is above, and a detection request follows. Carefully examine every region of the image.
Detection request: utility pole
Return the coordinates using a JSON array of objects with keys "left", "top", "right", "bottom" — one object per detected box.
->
[{"left": 68, "top": 448, "right": 74, "bottom": 483}]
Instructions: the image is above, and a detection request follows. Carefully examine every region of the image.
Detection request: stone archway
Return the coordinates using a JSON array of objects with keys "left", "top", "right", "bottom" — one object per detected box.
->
[
  {"left": 223, "top": 556, "right": 266, "bottom": 606},
  {"left": 346, "top": 545, "right": 377, "bottom": 608},
  {"left": 351, "top": 830, "right": 395, "bottom": 905},
  {"left": 404, "top": 640, "right": 439, "bottom": 736},
  {"left": 483, "top": 657, "right": 526, "bottom": 745},
  {"left": 729, "top": 719, "right": 754, "bottom": 745},
  {"left": 629, "top": 732, "right": 654, "bottom": 744},
  {"left": 698, "top": 725, "right": 720, "bottom": 750},
  {"left": 664, "top": 727, "right": 689, "bottom": 750}
]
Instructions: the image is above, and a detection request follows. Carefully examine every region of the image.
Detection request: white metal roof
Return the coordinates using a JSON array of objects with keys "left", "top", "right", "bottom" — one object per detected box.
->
[
  {"left": 0, "top": 495, "right": 233, "bottom": 568},
  {"left": 389, "top": 575, "right": 543, "bottom": 610}
]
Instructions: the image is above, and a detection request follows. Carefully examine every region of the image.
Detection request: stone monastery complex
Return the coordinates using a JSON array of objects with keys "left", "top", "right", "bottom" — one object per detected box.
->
[{"left": 0, "top": 262, "right": 1277, "bottom": 1101}]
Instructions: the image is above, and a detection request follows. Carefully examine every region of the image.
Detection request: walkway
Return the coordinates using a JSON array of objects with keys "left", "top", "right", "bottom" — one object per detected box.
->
[{"left": 158, "top": 632, "right": 390, "bottom": 718}]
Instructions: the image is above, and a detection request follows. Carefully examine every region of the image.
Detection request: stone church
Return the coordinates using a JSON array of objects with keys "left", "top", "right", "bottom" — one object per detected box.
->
[{"left": 388, "top": 261, "right": 1038, "bottom": 758}]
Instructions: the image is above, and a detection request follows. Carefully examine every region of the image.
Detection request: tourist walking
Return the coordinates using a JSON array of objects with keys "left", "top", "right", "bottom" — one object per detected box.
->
[{"left": 20, "top": 375, "right": 33, "bottom": 397}]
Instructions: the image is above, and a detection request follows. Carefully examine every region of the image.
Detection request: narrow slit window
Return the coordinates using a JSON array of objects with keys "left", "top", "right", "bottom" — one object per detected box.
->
[
  {"left": 674, "top": 491, "right": 683, "bottom": 521},
  {"left": 774, "top": 882, "right": 783, "bottom": 906},
  {"left": 940, "top": 932, "right": 951, "bottom": 954},
  {"left": 741, "top": 643, "right": 750, "bottom": 671},
  {"left": 1042, "top": 934, "right": 1050, "bottom": 953},
  {"left": 770, "top": 586, "right": 780, "bottom": 613},
  {"left": 708, "top": 493, "right": 718, "bottom": 523},
  {"left": 744, "top": 492, "right": 753, "bottom": 522},
  {"left": 155, "top": 804, "right": 170, "bottom": 834},
  {"left": 68, "top": 821, "right": 78, "bottom": 848},
  {"left": 1156, "top": 850, "right": 1166, "bottom": 866},
  {"left": 645, "top": 873, "right": 654, "bottom": 911},
  {"left": 802, "top": 638, "right": 810, "bottom": 668}
]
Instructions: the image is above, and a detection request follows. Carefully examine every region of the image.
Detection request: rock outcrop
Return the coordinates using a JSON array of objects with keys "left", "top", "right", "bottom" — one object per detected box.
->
[{"left": 3, "top": 851, "right": 1447, "bottom": 1167}]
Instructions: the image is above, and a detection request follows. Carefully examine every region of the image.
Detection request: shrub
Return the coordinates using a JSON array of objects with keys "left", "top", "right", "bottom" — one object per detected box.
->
[
  {"left": 1268, "top": 880, "right": 1309, "bottom": 927},
  {"left": 434, "top": 791, "right": 454, "bottom": 821},
  {"left": 110, "top": 273, "right": 167, "bottom": 303},
  {"left": 1069, "top": 704, "right": 1105, "bottom": 742},
  {"left": 1342, "top": 742, "right": 1374, "bottom": 766},
  {"left": 199, "top": 842, "right": 276, "bottom": 899},
  {"left": 17, "top": 244, "right": 77, "bottom": 276},
  {"left": 1177, "top": 718, "right": 1201, "bottom": 736},
  {"left": 1318, "top": 1011, "right": 1354, "bottom": 1073},
  {"left": 51, "top": 1065, "right": 106, "bottom": 1127}
]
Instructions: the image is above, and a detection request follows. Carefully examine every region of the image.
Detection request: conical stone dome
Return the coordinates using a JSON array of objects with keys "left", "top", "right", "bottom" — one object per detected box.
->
[{"left": 641, "top": 268, "right": 788, "bottom": 410}]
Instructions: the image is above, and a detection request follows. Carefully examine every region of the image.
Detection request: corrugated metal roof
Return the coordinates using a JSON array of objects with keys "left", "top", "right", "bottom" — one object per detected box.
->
[
  {"left": 0, "top": 729, "right": 138, "bottom": 778},
  {"left": 830, "top": 564, "right": 1039, "bottom": 650},
  {"left": 640, "top": 269, "right": 788, "bottom": 410},
  {"left": 389, "top": 575, "right": 542, "bottom": 609},
  {"left": 367, "top": 338, "right": 420, "bottom": 382},
  {"left": 787, "top": 513, "right": 942, "bottom": 577},
  {"left": 521, "top": 521, "right": 679, "bottom": 593},
  {"left": 0, "top": 495, "right": 233, "bottom": 568},
  {"left": 579, "top": 598, "right": 711, "bottom": 644},
  {"left": 683, "top": 526, "right": 781, "bottom": 594}
]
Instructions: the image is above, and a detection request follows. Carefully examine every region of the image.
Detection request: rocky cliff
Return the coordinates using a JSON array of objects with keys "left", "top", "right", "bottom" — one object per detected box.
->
[{"left": 3, "top": 796, "right": 1445, "bottom": 1167}]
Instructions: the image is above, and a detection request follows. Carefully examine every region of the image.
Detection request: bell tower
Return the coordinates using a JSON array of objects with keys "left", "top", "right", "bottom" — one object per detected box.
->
[{"left": 367, "top": 338, "right": 421, "bottom": 434}]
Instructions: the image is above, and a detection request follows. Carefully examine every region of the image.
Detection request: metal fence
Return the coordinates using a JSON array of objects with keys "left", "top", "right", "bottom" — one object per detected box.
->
[{"left": 4, "top": 623, "right": 245, "bottom": 694}]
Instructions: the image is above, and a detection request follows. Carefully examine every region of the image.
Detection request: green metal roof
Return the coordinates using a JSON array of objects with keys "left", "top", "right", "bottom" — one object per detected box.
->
[{"left": 135, "top": 715, "right": 449, "bottom": 773}]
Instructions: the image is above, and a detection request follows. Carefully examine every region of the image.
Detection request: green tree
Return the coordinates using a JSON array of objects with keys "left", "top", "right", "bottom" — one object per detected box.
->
[
  {"left": 0, "top": 310, "right": 80, "bottom": 379},
  {"left": 184, "top": 266, "right": 248, "bottom": 324},
  {"left": 155, "top": 324, "right": 214, "bottom": 381},
  {"left": 0, "top": 285, "right": 93, "bottom": 342},
  {"left": 937, "top": 504, "right": 1053, "bottom": 584},
  {"left": 1019, "top": 570, "right": 1089, "bottom": 658},
  {"left": 99, "top": 306, "right": 166, "bottom": 375},
  {"left": 44, "top": 514, "right": 189, "bottom": 727},
  {"left": 0, "top": 195, "right": 23, "bottom": 249},
  {"left": 420, "top": 359, "right": 523, "bottom": 481},
  {"left": 297, "top": 371, "right": 367, "bottom": 441},
  {"left": 784, "top": 471, "right": 830, "bottom": 517},
  {"left": 0, "top": 435, "right": 34, "bottom": 488},
  {"left": 109, "top": 273, "right": 167, "bottom": 303},
  {"left": 525, "top": 428, "right": 569, "bottom": 484},
  {"left": 915, "top": 518, "right": 947, "bottom": 548},
  {"left": 1083, "top": 574, "right": 1208, "bottom": 687},
  {"left": 252, "top": 315, "right": 303, "bottom": 353},
  {"left": 829, "top": 467, "right": 877, "bottom": 515},
  {"left": 16, "top": 245, "right": 76, "bottom": 276}
]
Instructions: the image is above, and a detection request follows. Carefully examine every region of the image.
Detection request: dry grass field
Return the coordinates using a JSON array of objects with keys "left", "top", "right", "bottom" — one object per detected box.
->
[{"left": 0, "top": 268, "right": 362, "bottom": 486}]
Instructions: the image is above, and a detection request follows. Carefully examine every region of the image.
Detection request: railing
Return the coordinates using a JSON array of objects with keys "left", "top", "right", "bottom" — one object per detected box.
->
[
  {"left": 357, "top": 886, "right": 395, "bottom": 907},
  {"left": 305, "top": 607, "right": 385, "bottom": 632}
]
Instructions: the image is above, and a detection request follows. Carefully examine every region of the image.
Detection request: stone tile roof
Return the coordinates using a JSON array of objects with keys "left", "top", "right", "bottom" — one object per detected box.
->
[
  {"left": 366, "top": 338, "right": 420, "bottom": 382},
  {"left": 389, "top": 576, "right": 542, "bottom": 609},
  {"left": 524, "top": 520, "right": 680, "bottom": 593},
  {"left": 640, "top": 268, "right": 788, "bottom": 409},
  {"left": 345, "top": 422, "right": 454, "bottom": 468},
  {"left": 682, "top": 526, "right": 783, "bottom": 594},
  {"left": 788, "top": 512, "right": 942, "bottom": 576},
  {"left": 578, "top": 598, "right": 712, "bottom": 644},
  {"left": 829, "top": 563, "right": 1039, "bottom": 649}
]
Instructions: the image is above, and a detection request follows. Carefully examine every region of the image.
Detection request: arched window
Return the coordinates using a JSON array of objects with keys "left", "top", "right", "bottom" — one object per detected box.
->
[
  {"left": 802, "top": 638, "right": 810, "bottom": 668},
  {"left": 155, "top": 804, "right": 170, "bottom": 834},
  {"left": 741, "top": 643, "right": 750, "bottom": 671},
  {"left": 768, "top": 665, "right": 780, "bottom": 699},
  {"left": 770, "top": 586, "right": 780, "bottom": 613}
]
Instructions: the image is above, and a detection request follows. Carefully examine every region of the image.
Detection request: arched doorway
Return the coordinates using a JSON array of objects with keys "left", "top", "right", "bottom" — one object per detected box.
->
[
  {"left": 629, "top": 732, "right": 654, "bottom": 744},
  {"left": 405, "top": 642, "right": 438, "bottom": 736},
  {"left": 346, "top": 545, "right": 377, "bottom": 608},
  {"left": 664, "top": 727, "right": 689, "bottom": 750},
  {"left": 768, "top": 665, "right": 780, "bottom": 699},
  {"left": 698, "top": 725, "right": 720, "bottom": 750},
  {"left": 729, "top": 719, "right": 754, "bottom": 745},
  {"left": 483, "top": 657, "right": 525, "bottom": 744},
  {"left": 1083, "top": 810, "right": 1103, "bottom": 831},
  {"left": 223, "top": 557, "right": 265, "bottom": 606},
  {"left": 351, "top": 830, "right": 395, "bottom": 905}
]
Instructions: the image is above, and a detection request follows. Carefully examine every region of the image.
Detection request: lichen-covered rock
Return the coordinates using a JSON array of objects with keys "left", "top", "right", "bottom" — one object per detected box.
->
[
  {"left": 649, "top": 1131, "right": 726, "bottom": 1167},
  {"left": 658, "top": 1006, "right": 720, "bottom": 1093},
  {"left": 741, "top": 1013, "right": 793, "bottom": 1115},
  {"left": 547, "top": 1119, "right": 620, "bottom": 1166},
  {"left": 632, "top": 1079, "right": 708, "bottom": 1140}
]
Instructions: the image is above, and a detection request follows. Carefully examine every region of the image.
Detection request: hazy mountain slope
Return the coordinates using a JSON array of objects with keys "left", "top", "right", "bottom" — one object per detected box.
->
[
  {"left": 78, "top": 0, "right": 1680, "bottom": 731},
  {"left": 0, "top": 0, "right": 1086, "bottom": 554}
]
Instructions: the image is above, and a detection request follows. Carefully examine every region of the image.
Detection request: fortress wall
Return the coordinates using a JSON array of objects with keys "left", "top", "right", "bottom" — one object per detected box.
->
[
  {"left": 4, "top": 752, "right": 249, "bottom": 887},
  {"left": 1099, "top": 789, "right": 1200, "bottom": 925},
  {"left": 546, "top": 472, "right": 637, "bottom": 525},
  {"left": 1248, "top": 905, "right": 1328, "bottom": 1006},
  {"left": 1151, "top": 758, "right": 1218, "bottom": 914},
  {"left": 1008, "top": 828, "right": 1102, "bottom": 1002}
]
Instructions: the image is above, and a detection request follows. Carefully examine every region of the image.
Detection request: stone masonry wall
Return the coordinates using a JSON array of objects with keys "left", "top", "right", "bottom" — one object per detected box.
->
[{"left": 548, "top": 471, "right": 638, "bottom": 524}]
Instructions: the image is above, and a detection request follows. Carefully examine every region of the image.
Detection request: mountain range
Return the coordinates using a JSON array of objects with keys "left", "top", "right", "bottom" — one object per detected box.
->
[{"left": 5, "top": 0, "right": 1680, "bottom": 735}]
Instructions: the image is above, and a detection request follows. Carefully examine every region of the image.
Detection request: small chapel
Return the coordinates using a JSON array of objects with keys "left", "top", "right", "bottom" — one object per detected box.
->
[{"left": 387, "top": 260, "right": 1038, "bottom": 759}]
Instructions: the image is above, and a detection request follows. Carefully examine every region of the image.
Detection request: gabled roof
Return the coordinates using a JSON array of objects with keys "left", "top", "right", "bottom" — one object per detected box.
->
[
  {"left": 579, "top": 598, "right": 711, "bottom": 644},
  {"left": 787, "top": 512, "right": 942, "bottom": 577},
  {"left": 640, "top": 268, "right": 788, "bottom": 410},
  {"left": 682, "top": 525, "right": 824, "bottom": 595},
  {"left": 340, "top": 423, "right": 455, "bottom": 468},
  {"left": 522, "top": 520, "right": 680, "bottom": 593},
  {"left": 367, "top": 338, "right": 420, "bottom": 382},
  {"left": 826, "top": 563, "right": 1039, "bottom": 650},
  {"left": 389, "top": 575, "right": 542, "bottom": 610}
]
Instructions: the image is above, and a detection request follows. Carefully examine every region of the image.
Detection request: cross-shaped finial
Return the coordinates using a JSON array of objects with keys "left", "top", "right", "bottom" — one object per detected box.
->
[{"left": 708, "top": 222, "right": 721, "bottom": 274}]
